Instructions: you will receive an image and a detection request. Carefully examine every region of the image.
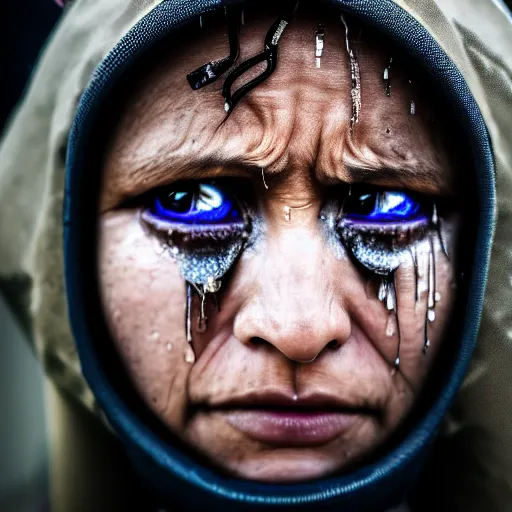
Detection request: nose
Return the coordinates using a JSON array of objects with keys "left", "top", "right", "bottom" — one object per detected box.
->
[{"left": 233, "top": 227, "right": 351, "bottom": 363}]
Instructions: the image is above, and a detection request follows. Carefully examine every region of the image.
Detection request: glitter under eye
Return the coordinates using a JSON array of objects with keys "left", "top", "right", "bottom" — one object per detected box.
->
[
  {"left": 337, "top": 217, "right": 429, "bottom": 275},
  {"left": 142, "top": 181, "right": 249, "bottom": 285},
  {"left": 337, "top": 189, "right": 432, "bottom": 275},
  {"left": 141, "top": 180, "right": 252, "bottom": 360}
]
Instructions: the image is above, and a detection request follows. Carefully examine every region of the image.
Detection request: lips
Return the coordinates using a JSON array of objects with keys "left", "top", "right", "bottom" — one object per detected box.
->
[{"left": 200, "top": 392, "right": 376, "bottom": 447}]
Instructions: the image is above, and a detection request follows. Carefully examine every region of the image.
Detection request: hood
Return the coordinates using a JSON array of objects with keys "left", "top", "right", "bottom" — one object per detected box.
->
[{"left": 1, "top": 0, "right": 511, "bottom": 510}]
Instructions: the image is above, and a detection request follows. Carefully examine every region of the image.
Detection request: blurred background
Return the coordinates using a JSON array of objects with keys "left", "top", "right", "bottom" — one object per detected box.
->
[{"left": 1, "top": 4, "right": 61, "bottom": 512}]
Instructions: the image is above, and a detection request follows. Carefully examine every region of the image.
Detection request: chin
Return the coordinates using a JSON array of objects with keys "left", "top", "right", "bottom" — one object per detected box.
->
[{"left": 220, "top": 449, "right": 348, "bottom": 483}]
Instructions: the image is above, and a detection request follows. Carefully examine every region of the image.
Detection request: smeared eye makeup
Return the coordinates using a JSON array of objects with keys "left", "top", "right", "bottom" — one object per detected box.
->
[
  {"left": 333, "top": 186, "right": 450, "bottom": 367},
  {"left": 337, "top": 188, "right": 430, "bottom": 276},
  {"left": 141, "top": 180, "right": 251, "bottom": 362}
]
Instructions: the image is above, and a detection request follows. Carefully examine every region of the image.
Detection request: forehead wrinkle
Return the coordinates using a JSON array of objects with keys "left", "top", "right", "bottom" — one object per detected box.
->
[
  {"left": 315, "top": 112, "right": 454, "bottom": 194},
  {"left": 102, "top": 11, "right": 460, "bottom": 209},
  {"left": 233, "top": 82, "right": 344, "bottom": 177},
  {"left": 211, "top": 87, "right": 320, "bottom": 176}
]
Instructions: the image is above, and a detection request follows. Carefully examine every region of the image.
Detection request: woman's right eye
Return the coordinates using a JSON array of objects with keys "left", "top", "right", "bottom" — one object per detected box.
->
[
  {"left": 141, "top": 180, "right": 250, "bottom": 286},
  {"left": 152, "top": 181, "right": 241, "bottom": 225}
]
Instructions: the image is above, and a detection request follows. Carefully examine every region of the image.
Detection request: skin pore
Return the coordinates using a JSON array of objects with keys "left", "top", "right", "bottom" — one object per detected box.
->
[{"left": 98, "top": 4, "right": 462, "bottom": 483}]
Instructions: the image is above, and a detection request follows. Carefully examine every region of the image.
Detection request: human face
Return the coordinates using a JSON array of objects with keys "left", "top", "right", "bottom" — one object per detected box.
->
[{"left": 98, "top": 5, "right": 463, "bottom": 483}]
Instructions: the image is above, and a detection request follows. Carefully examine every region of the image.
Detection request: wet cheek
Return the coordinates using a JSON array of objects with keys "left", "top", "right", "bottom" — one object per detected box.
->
[
  {"left": 98, "top": 210, "right": 192, "bottom": 429},
  {"left": 351, "top": 240, "right": 456, "bottom": 397}
]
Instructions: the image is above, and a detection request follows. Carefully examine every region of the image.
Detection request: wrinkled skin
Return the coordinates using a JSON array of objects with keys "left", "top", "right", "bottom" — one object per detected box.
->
[{"left": 99, "top": 5, "right": 462, "bottom": 482}]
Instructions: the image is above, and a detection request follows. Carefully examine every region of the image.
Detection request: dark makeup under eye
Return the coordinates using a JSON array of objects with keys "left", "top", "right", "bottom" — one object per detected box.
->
[
  {"left": 141, "top": 179, "right": 250, "bottom": 287},
  {"left": 337, "top": 187, "right": 433, "bottom": 276}
]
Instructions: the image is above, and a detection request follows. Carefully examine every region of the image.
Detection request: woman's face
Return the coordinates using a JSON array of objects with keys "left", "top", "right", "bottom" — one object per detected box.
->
[{"left": 98, "top": 8, "right": 462, "bottom": 482}]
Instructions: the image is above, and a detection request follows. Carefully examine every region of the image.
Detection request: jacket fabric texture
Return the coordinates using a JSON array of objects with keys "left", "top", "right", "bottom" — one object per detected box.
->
[{"left": 0, "top": 0, "right": 511, "bottom": 510}]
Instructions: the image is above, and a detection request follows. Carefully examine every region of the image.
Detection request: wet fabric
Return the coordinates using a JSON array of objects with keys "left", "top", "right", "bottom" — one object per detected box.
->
[{"left": 0, "top": 0, "right": 511, "bottom": 510}]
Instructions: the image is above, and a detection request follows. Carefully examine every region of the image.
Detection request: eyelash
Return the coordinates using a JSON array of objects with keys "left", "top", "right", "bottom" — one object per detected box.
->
[{"left": 141, "top": 179, "right": 436, "bottom": 279}]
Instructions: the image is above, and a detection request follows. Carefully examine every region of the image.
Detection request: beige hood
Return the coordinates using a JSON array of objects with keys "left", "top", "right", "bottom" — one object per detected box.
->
[{"left": 0, "top": 0, "right": 511, "bottom": 509}]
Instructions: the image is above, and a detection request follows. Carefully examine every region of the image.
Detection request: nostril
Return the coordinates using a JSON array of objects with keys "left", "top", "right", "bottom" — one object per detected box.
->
[
  {"left": 250, "top": 337, "right": 267, "bottom": 346},
  {"left": 327, "top": 339, "right": 340, "bottom": 350}
]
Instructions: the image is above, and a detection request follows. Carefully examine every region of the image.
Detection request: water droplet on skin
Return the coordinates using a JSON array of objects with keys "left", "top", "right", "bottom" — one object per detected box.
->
[
  {"left": 196, "top": 291, "right": 208, "bottom": 333},
  {"left": 185, "top": 344, "right": 196, "bottom": 364},
  {"left": 386, "top": 289, "right": 395, "bottom": 311},
  {"left": 166, "top": 343, "right": 173, "bottom": 351},
  {"left": 197, "top": 316, "right": 207, "bottom": 333},
  {"left": 392, "top": 275, "right": 402, "bottom": 372},
  {"left": 293, "top": 394, "right": 298, "bottom": 401},
  {"left": 435, "top": 291, "right": 441, "bottom": 302},
  {"left": 340, "top": 14, "right": 361, "bottom": 130},
  {"left": 385, "top": 315, "right": 395, "bottom": 337},
  {"left": 150, "top": 332, "right": 160, "bottom": 342},
  {"left": 224, "top": 102, "right": 230, "bottom": 113},
  {"left": 261, "top": 168, "right": 269, "bottom": 190},
  {"left": 186, "top": 283, "right": 192, "bottom": 343},
  {"left": 427, "top": 241, "right": 436, "bottom": 309},
  {"left": 410, "top": 101, "right": 416, "bottom": 115},
  {"left": 378, "top": 279, "right": 388, "bottom": 302},
  {"left": 427, "top": 309, "right": 436, "bottom": 322},
  {"left": 432, "top": 203, "right": 439, "bottom": 225},
  {"left": 383, "top": 57, "right": 393, "bottom": 96},
  {"left": 409, "top": 246, "right": 420, "bottom": 302},
  {"left": 315, "top": 26, "right": 324, "bottom": 67}
]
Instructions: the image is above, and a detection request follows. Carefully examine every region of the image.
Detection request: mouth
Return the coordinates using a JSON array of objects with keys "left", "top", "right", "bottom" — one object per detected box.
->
[{"left": 197, "top": 392, "right": 378, "bottom": 447}]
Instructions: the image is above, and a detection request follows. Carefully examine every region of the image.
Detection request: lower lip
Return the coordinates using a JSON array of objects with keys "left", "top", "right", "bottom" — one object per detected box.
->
[{"left": 222, "top": 409, "right": 363, "bottom": 446}]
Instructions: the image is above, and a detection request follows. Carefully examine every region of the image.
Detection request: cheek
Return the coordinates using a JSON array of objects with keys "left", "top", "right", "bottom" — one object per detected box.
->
[
  {"left": 348, "top": 226, "right": 457, "bottom": 404},
  {"left": 98, "top": 210, "right": 192, "bottom": 428}
]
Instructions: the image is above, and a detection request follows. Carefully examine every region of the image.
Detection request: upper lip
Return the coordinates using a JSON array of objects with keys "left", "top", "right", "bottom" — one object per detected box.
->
[{"left": 199, "top": 391, "right": 378, "bottom": 415}]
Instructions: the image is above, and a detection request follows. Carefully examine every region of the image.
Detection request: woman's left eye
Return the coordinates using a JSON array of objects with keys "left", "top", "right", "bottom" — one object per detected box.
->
[
  {"left": 152, "top": 181, "right": 241, "bottom": 224},
  {"left": 337, "top": 188, "right": 432, "bottom": 276},
  {"left": 343, "top": 190, "right": 425, "bottom": 222}
]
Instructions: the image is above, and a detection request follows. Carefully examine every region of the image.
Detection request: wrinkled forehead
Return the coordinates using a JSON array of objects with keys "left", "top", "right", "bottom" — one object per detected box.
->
[{"left": 101, "top": 2, "right": 467, "bottom": 207}]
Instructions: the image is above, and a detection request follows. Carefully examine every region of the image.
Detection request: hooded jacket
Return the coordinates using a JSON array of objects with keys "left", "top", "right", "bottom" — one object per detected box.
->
[{"left": 0, "top": 0, "right": 510, "bottom": 510}]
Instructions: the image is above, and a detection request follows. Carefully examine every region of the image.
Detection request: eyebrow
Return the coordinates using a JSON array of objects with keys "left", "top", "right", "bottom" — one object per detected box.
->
[
  {"left": 111, "top": 154, "right": 451, "bottom": 207},
  {"left": 341, "top": 164, "right": 450, "bottom": 196}
]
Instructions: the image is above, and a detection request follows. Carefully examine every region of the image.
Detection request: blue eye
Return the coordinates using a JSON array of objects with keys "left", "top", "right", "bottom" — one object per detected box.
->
[
  {"left": 152, "top": 182, "right": 240, "bottom": 224},
  {"left": 344, "top": 190, "right": 424, "bottom": 222}
]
